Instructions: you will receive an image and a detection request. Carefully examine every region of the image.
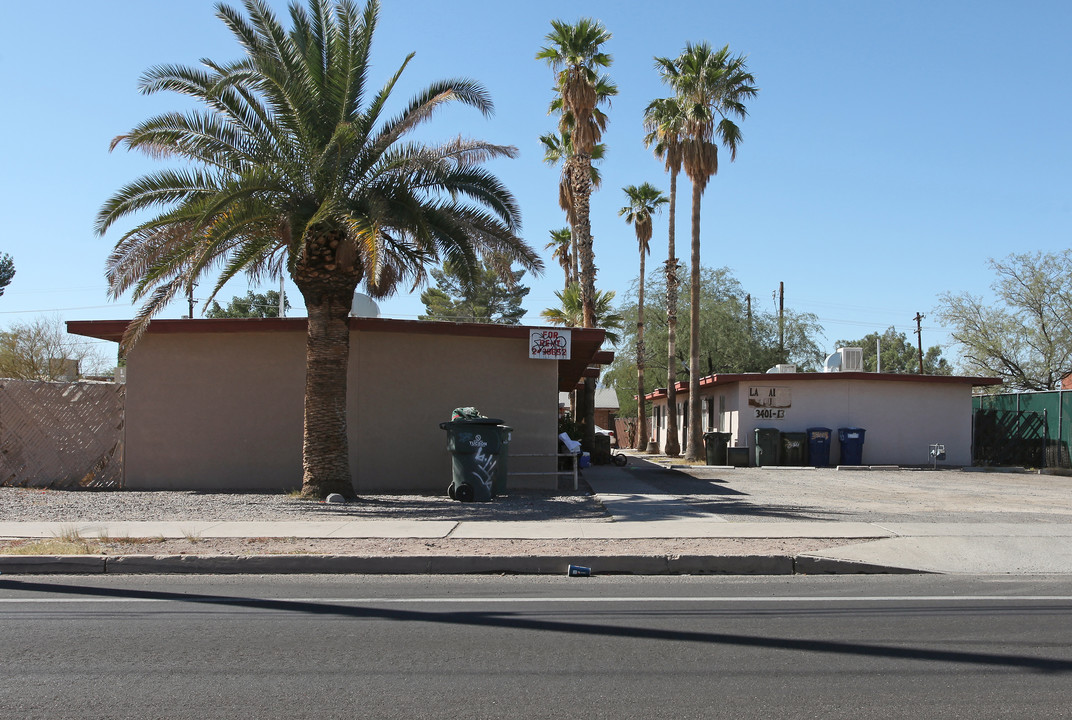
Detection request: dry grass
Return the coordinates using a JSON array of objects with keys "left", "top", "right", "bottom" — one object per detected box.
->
[{"left": 4, "top": 539, "right": 98, "bottom": 555}]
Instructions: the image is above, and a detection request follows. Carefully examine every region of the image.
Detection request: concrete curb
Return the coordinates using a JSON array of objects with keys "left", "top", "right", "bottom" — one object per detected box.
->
[
  {"left": 0, "top": 555, "right": 107, "bottom": 574},
  {"left": 0, "top": 553, "right": 923, "bottom": 576}
]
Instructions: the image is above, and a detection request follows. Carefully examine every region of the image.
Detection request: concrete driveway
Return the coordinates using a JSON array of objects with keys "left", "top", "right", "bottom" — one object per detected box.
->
[
  {"left": 587, "top": 457, "right": 1072, "bottom": 574},
  {"left": 617, "top": 460, "right": 1072, "bottom": 524}
]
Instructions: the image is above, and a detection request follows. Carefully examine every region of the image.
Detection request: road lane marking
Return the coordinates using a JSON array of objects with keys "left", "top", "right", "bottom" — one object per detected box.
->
[{"left": 3, "top": 595, "right": 1072, "bottom": 605}]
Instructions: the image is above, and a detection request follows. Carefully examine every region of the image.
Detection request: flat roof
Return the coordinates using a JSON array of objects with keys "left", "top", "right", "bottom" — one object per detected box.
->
[
  {"left": 645, "top": 371, "right": 1002, "bottom": 400},
  {"left": 68, "top": 317, "right": 611, "bottom": 393}
]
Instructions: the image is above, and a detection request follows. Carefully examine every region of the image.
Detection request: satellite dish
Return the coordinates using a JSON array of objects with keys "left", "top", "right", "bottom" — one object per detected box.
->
[{"left": 349, "top": 292, "right": 380, "bottom": 318}]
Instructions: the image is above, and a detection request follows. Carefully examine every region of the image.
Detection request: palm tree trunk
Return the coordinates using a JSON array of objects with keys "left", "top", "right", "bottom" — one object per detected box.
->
[
  {"left": 636, "top": 251, "right": 648, "bottom": 450},
  {"left": 571, "top": 152, "right": 597, "bottom": 453},
  {"left": 300, "top": 294, "right": 356, "bottom": 497},
  {"left": 294, "top": 226, "right": 361, "bottom": 499},
  {"left": 685, "top": 178, "right": 703, "bottom": 461},
  {"left": 570, "top": 232, "right": 579, "bottom": 287},
  {"left": 662, "top": 168, "right": 681, "bottom": 456}
]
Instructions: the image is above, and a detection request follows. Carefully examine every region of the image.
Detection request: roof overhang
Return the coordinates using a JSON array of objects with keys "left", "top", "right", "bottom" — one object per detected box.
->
[
  {"left": 67, "top": 317, "right": 612, "bottom": 393},
  {"left": 644, "top": 371, "right": 1003, "bottom": 400}
]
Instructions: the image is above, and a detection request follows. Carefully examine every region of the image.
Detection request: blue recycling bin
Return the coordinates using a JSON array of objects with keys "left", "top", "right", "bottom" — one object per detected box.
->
[
  {"left": 837, "top": 427, "right": 866, "bottom": 465},
  {"left": 806, "top": 427, "right": 832, "bottom": 467}
]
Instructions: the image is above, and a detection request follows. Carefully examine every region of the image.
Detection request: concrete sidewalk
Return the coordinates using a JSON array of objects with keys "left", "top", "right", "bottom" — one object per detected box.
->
[{"left": 3, "top": 457, "right": 1072, "bottom": 575}]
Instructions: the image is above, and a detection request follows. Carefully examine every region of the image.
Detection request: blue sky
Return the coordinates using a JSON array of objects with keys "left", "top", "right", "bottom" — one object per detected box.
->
[{"left": 1, "top": 0, "right": 1069, "bottom": 366}]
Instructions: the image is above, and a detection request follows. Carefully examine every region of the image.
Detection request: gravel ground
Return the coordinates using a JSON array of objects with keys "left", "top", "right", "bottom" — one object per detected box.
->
[{"left": 0, "top": 487, "right": 610, "bottom": 523}]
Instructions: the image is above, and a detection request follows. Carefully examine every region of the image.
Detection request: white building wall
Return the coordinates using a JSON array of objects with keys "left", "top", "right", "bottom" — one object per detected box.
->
[{"left": 652, "top": 375, "right": 976, "bottom": 465}]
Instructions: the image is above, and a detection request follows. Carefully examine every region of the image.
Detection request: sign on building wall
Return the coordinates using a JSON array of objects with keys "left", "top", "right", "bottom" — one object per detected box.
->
[
  {"left": 748, "top": 386, "right": 791, "bottom": 419},
  {"left": 529, "top": 329, "right": 571, "bottom": 360}
]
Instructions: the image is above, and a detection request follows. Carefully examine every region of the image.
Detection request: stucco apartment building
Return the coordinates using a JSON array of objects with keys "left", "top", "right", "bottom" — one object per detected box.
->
[
  {"left": 646, "top": 363, "right": 1000, "bottom": 467},
  {"left": 69, "top": 317, "right": 610, "bottom": 493}
]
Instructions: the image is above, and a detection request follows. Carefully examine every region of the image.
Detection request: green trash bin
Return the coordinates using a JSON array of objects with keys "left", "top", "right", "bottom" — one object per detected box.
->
[
  {"left": 703, "top": 431, "right": 731, "bottom": 465},
  {"left": 754, "top": 428, "right": 781, "bottom": 467},
  {"left": 440, "top": 417, "right": 504, "bottom": 502},
  {"left": 494, "top": 425, "right": 512, "bottom": 496},
  {"left": 780, "top": 431, "right": 808, "bottom": 466}
]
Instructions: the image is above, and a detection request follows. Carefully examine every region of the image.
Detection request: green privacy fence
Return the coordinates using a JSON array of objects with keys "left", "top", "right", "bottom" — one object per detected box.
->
[{"left": 973, "top": 391, "right": 1072, "bottom": 468}]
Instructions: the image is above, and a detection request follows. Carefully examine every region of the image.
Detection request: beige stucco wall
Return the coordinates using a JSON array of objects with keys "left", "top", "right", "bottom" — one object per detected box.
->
[
  {"left": 650, "top": 376, "right": 976, "bottom": 465},
  {"left": 124, "top": 327, "right": 558, "bottom": 492}
]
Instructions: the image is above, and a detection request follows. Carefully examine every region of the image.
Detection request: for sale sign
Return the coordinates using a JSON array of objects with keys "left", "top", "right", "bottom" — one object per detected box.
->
[{"left": 529, "top": 329, "right": 571, "bottom": 360}]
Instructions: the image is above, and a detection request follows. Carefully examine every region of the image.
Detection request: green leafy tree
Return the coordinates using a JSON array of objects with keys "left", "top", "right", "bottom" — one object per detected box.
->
[
  {"left": 937, "top": 251, "right": 1072, "bottom": 390},
  {"left": 834, "top": 327, "right": 950, "bottom": 375},
  {"left": 619, "top": 182, "right": 667, "bottom": 449},
  {"left": 540, "top": 282, "right": 622, "bottom": 345},
  {"left": 206, "top": 290, "right": 291, "bottom": 318},
  {"left": 643, "top": 96, "right": 686, "bottom": 455},
  {"left": 96, "top": 0, "right": 540, "bottom": 498},
  {"left": 656, "top": 42, "right": 758, "bottom": 460},
  {"left": 419, "top": 260, "right": 529, "bottom": 325},
  {"left": 605, "top": 267, "right": 823, "bottom": 420},
  {"left": 0, "top": 253, "right": 14, "bottom": 297}
]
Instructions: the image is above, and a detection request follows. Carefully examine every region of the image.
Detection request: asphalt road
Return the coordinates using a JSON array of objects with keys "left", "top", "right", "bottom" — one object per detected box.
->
[{"left": 3, "top": 574, "right": 1072, "bottom": 719}]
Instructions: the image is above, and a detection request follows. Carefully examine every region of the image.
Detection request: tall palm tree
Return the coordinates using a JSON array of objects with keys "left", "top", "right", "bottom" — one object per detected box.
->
[
  {"left": 545, "top": 228, "right": 573, "bottom": 290},
  {"left": 96, "top": 0, "right": 540, "bottom": 498},
  {"left": 538, "top": 18, "right": 615, "bottom": 454},
  {"left": 643, "top": 96, "right": 686, "bottom": 455},
  {"left": 541, "top": 283, "right": 622, "bottom": 346},
  {"left": 537, "top": 21, "right": 614, "bottom": 329},
  {"left": 619, "top": 183, "right": 667, "bottom": 450},
  {"left": 539, "top": 131, "right": 606, "bottom": 285},
  {"left": 656, "top": 42, "right": 757, "bottom": 461}
]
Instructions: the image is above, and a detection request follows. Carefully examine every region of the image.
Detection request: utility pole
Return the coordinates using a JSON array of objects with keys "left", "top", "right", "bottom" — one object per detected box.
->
[
  {"left": 187, "top": 284, "right": 196, "bottom": 319},
  {"left": 913, "top": 312, "right": 925, "bottom": 374},
  {"left": 778, "top": 282, "right": 785, "bottom": 361},
  {"left": 745, "top": 294, "right": 752, "bottom": 335}
]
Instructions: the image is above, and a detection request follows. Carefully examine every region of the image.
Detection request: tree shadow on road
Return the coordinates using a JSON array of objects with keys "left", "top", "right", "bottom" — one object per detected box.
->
[{"left": 4, "top": 578, "right": 1071, "bottom": 674}]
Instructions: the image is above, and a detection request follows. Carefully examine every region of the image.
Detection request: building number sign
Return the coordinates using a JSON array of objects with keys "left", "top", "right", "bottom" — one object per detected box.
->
[{"left": 749, "top": 386, "right": 791, "bottom": 420}]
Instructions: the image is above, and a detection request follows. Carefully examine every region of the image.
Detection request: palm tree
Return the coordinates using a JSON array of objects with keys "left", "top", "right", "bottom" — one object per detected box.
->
[
  {"left": 538, "top": 18, "right": 615, "bottom": 454},
  {"left": 643, "top": 96, "right": 686, "bottom": 455},
  {"left": 539, "top": 131, "right": 606, "bottom": 286},
  {"left": 537, "top": 22, "right": 614, "bottom": 328},
  {"left": 545, "top": 228, "right": 573, "bottom": 290},
  {"left": 541, "top": 283, "right": 622, "bottom": 346},
  {"left": 96, "top": 0, "right": 540, "bottom": 498},
  {"left": 656, "top": 42, "right": 757, "bottom": 461},
  {"left": 619, "top": 183, "right": 667, "bottom": 450}
]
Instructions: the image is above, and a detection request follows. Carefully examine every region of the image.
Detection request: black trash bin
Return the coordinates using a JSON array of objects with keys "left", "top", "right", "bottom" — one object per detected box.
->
[
  {"left": 806, "top": 427, "right": 832, "bottom": 467},
  {"left": 837, "top": 427, "right": 866, "bottom": 466},
  {"left": 440, "top": 417, "right": 505, "bottom": 502},
  {"left": 780, "top": 432, "right": 808, "bottom": 466},
  {"left": 704, "top": 431, "right": 731, "bottom": 465},
  {"left": 754, "top": 428, "right": 781, "bottom": 467}
]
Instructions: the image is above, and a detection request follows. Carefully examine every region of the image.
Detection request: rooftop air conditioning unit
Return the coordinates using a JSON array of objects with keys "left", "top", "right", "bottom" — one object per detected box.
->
[
  {"left": 766, "top": 364, "right": 797, "bottom": 374},
  {"left": 823, "top": 347, "right": 864, "bottom": 373}
]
